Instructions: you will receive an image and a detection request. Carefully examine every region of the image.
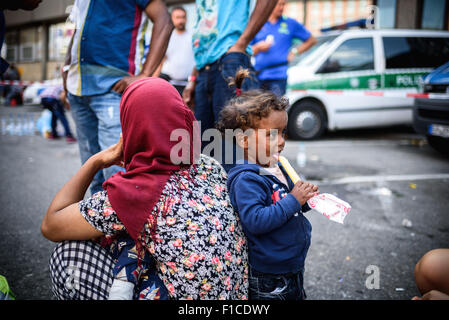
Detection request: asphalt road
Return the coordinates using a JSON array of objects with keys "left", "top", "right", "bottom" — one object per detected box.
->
[{"left": 0, "top": 104, "right": 448, "bottom": 300}]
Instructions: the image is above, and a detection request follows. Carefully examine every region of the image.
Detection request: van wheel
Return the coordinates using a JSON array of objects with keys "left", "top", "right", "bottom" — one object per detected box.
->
[
  {"left": 426, "top": 135, "right": 449, "bottom": 157},
  {"left": 287, "top": 100, "right": 327, "bottom": 140}
]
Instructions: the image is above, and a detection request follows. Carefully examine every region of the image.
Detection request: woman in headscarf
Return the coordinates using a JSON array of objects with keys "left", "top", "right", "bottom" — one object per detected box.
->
[{"left": 41, "top": 78, "right": 248, "bottom": 300}]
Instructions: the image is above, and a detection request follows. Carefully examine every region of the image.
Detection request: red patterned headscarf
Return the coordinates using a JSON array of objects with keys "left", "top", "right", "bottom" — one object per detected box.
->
[{"left": 103, "top": 77, "right": 200, "bottom": 241}]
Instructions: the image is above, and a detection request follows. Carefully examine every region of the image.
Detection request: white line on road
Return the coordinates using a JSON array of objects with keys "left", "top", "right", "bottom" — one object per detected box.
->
[
  {"left": 288, "top": 140, "right": 423, "bottom": 148},
  {"left": 311, "top": 173, "right": 449, "bottom": 185}
]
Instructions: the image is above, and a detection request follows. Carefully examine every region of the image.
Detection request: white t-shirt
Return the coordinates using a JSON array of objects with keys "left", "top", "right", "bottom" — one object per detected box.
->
[
  {"left": 161, "top": 30, "right": 195, "bottom": 81},
  {"left": 265, "top": 164, "right": 289, "bottom": 187}
]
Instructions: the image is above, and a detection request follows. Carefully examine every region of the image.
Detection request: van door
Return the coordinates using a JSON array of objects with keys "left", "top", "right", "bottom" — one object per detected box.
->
[
  {"left": 382, "top": 36, "right": 449, "bottom": 90},
  {"left": 315, "top": 36, "right": 388, "bottom": 129},
  {"left": 380, "top": 36, "right": 449, "bottom": 125}
]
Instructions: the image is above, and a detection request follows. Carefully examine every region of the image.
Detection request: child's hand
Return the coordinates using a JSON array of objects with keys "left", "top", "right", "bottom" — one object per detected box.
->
[
  {"left": 290, "top": 181, "right": 319, "bottom": 206},
  {"left": 96, "top": 135, "right": 124, "bottom": 169}
]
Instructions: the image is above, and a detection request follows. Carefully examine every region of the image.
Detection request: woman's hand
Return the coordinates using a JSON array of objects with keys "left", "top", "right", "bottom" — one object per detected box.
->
[{"left": 96, "top": 136, "right": 124, "bottom": 169}]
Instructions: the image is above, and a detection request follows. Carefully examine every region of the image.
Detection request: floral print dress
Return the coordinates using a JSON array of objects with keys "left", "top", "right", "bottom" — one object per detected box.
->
[{"left": 79, "top": 154, "right": 249, "bottom": 300}]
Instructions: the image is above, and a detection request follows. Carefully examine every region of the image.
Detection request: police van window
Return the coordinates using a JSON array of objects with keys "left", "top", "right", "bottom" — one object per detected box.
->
[
  {"left": 317, "top": 38, "right": 374, "bottom": 74},
  {"left": 383, "top": 37, "right": 449, "bottom": 69}
]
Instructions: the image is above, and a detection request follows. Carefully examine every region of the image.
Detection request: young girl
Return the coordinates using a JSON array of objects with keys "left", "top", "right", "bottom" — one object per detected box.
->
[{"left": 217, "top": 69, "right": 319, "bottom": 300}]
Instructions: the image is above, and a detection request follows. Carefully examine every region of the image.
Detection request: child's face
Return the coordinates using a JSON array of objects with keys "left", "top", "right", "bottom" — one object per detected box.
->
[{"left": 244, "top": 110, "right": 288, "bottom": 167}]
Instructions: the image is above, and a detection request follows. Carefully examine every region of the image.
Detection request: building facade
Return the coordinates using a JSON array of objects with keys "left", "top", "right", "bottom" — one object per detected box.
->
[{"left": 3, "top": 0, "right": 448, "bottom": 82}]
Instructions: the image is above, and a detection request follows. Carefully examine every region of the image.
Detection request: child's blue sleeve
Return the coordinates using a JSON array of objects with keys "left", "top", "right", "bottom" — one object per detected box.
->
[{"left": 230, "top": 172, "right": 303, "bottom": 235}]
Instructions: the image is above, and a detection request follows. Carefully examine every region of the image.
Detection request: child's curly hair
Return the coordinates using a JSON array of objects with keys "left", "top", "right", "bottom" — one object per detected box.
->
[{"left": 216, "top": 68, "right": 289, "bottom": 132}]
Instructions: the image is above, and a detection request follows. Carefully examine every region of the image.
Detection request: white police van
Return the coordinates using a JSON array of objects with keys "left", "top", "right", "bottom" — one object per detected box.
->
[{"left": 286, "top": 29, "right": 449, "bottom": 140}]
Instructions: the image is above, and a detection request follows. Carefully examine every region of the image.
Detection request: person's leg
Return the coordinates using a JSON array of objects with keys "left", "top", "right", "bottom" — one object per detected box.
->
[
  {"left": 414, "top": 249, "right": 449, "bottom": 295},
  {"left": 49, "top": 240, "right": 115, "bottom": 300},
  {"left": 50, "top": 111, "right": 58, "bottom": 137},
  {"left": 41, "top": 98, "right": 59, "bottom": 138},
  {"left": 259, "top": 79, "right": 270, "bottom": 92},
  {"left": 89, "top": 91, "right": 124, "bottom": 182},
  {"left": 173, "top": 85, "right": 185, "bottom": 97},
  {"left": 52, "top": 99, "right": 74, "bottom": 138},
  {"left": 194, "top": 68, "right": 215, "bottom": 152},
  {"left": 213, "top": 52, "right": 259, "bottom": 120},
  {"left": 68, "top": 93, "right": 104, "bottom": 194},
  {"left": 264, "top": 79, "right": 287, "bottom": 96},
  {"left": 212, "top": 52, "right": 260, "bottom": 171}
]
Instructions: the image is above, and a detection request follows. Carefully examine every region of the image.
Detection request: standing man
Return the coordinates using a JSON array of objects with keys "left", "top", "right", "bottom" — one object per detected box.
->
[
  {"left": 63, "top": 0, "right": 173, "bottom": 194},
  {"left": 182, "top": 0, "right": 277, "bottom": 171},
  {"left": 155, "top": 6, "right": 195, "bottom": 96},
  {"left": 251, "top": 0, "right": 316, "bottom": 96}
]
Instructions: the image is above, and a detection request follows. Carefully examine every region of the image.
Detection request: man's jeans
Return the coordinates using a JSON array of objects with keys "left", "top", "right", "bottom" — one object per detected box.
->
[
  {"left": 195, "top": 52, "right": 259, "bottom": 172},
  {"left": 248, "top": 267, "right": 307, "bottom": 300},
  {"left": 260, "top": 79, "right": 287, "bottom": 96},
  {"left": 68, "top": 91, "right": 123, "bottom": 195}
]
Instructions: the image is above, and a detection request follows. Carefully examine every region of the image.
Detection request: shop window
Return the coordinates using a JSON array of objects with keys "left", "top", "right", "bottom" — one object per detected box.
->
[
  {"left": 4, "top": 31, "right": 19, "bottom": 62},
  {"left": 377, "top": 0, "right": 396, "bottom": 28},
  {"left": 421, "top": 0, "right": 446, "bottom": 30},
  {"left": 48, "top": 22, "right": 75, "bottom": 61},
  {"left": 18, "top": 27, "right": 42, "bottom": 62}
]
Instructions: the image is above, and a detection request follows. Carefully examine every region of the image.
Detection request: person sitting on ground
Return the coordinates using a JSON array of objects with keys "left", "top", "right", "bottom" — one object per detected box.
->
[
  {"left": 41, "top": 77, "right": 249, "bottom": 300},
  {"left": 412, "top": 248, "right": 449, "bottom": 300}
]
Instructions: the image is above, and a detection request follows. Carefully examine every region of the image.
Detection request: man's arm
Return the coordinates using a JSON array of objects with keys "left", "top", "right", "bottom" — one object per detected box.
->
[
  {"left": 112, "top": 0, "right": 173, "bottom": 93},
  {"left": 227, "top": 0, "right": 277, "bottom": 54},
  {"left": 61, "top": 30, "right": 75, "bottom": 108},
  {"left": 152, "top": 56, "right": 166, "bottom": 78},
  {"left": 296, "top": 35, "right": 317, "bottom": 54},
  {"left": 251, "top": 40, "right": 271, "bottom": 56},
  {"left": 288, "top": 35, "right": 317, "bottom": 62},
  {"left": 62, "top": 30, "right": 75, "bottom": 93},
  {"left": 182, "top": 66, "right": 198, "bottom": 110}
]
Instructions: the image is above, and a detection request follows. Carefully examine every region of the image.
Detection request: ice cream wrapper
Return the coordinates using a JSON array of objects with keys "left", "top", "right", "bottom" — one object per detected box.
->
[
  {"left": 306, "top": 193, "right": 351, "bottom": 224},
  {"left": 279, "top": 155, "right": 352, "bottom": 224}
]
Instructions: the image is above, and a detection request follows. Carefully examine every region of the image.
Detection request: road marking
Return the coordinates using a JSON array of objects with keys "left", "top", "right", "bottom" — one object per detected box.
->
[
  {"left": 286, "top": 138, "right": 424, "bottom": 148},
  {"left": 311, "top": 173, "right": 449, "bottom": 185}
]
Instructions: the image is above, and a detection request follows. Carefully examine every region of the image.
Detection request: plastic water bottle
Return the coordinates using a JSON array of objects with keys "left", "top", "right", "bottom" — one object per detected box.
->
[
  {"left": 1, "top": 116, "right": 6, "bottom": 135},
  {"left": 15, "top": 113, "right": 22, "bottom": 136},
  {"left": 7, "top": 113, "right": 14, "bottom": 136},
  {"left": 28, "top": 114, "right": 35, "bottom": 136},
  {"left": 296, "top": 142, "right": 306, "bottom": 168}
]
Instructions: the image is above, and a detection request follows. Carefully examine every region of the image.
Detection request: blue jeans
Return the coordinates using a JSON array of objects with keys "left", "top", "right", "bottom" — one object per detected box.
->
[
  {"left": 248, "top": 267, "right": 307, "bottom": 300},
  {"left": 195, "top": 52, "right": 259, "bottom": 172},
  {"left": 41, "top": 97, "right": 73, "bottom": 137},
  {"left": 260, "top": 79, "right": 287, "bottom": 96},
  {"left": 68, "top": 91, "right": 124, "bottom": 194}
]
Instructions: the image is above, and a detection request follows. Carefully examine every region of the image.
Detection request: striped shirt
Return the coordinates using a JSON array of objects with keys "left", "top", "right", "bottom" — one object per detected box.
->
[
  {"left": 67, "top": 0, "right": 152, "bottom": 96},
  {"left": 39, "top": 85, "right": 64, "bottom": 99}
]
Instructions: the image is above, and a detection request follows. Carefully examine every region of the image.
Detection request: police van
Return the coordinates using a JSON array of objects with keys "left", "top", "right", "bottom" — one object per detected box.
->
[{"left": 286, "top": 29, "right": 449, "bottom": 140}]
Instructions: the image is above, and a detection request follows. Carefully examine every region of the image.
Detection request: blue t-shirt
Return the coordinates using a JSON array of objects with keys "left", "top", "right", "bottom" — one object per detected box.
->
[
  {"left": 192, "top": 0, "right": 253, "bottom": 70},
  {"left": 251, "top": 16, "right": 311, "bottom": 80}
]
